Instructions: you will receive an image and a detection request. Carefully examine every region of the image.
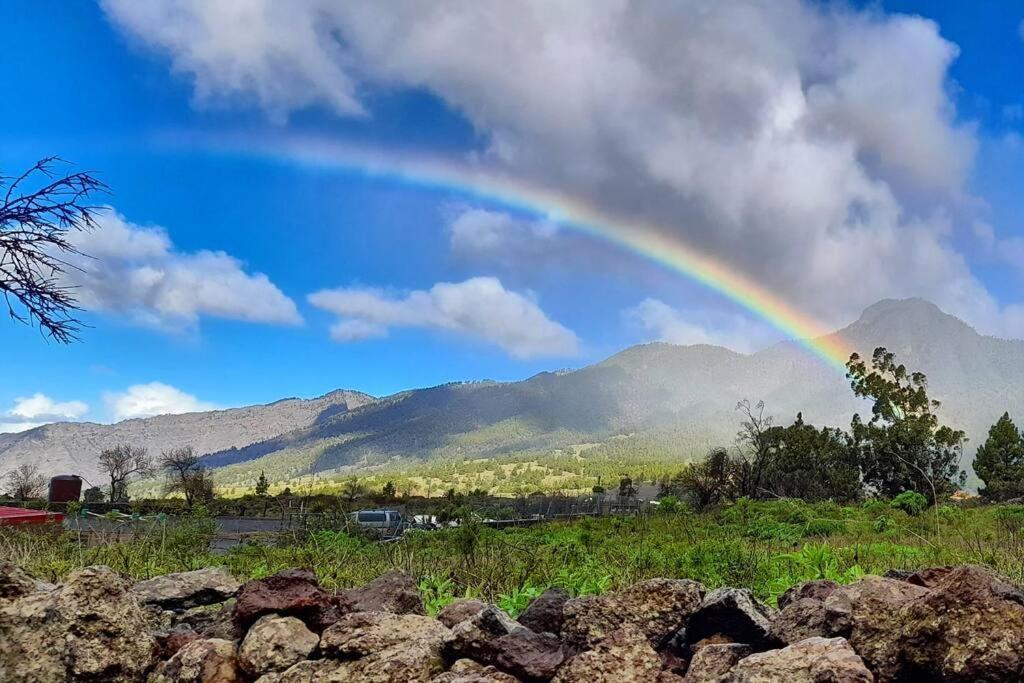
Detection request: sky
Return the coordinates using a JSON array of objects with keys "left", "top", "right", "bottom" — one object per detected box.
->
[{"left": 1, "top": 0, "right": 1023, "bottom": 431}]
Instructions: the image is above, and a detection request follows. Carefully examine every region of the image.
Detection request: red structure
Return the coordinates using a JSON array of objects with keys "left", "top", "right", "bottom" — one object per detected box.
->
[{"left": 0, "top": 506, "right": 63, "bottom": 526}]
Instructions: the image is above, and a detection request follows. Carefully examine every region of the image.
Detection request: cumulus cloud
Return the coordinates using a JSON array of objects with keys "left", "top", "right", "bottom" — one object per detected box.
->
[
  {"left": 0, "top": 394, "right": 89, "bottom": 433},
  {"left": 105, "top": 382, "right": 217, "bottom": 421},
  {"left": 308, "top": 276, "right": 579, "bottom": 358},
  {"left": 625, "top": 299, "right": 773, "bottom": 353},
  {"left": 61, "top": 210, "right": 301, "bottom": 331},
  {"left": 103, "top": 2, "right": 1024, "bottom": 337}
]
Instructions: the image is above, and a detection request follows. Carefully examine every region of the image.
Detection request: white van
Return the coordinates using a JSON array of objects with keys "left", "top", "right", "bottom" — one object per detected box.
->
[{"left": 350, "top": 509, "right": 405, "bottom": 537}]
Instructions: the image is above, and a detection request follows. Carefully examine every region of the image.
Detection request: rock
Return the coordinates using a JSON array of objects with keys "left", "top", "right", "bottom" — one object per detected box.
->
[
  {"left": 148, "top": 638, "right": 242, "bottom": 683},
  {"left": 174, "top": 603, "right": 242, "bottom": 641},
  {"left": 493, "top": 628, "right": 565, "bottom": 681},
  {"left": 432, "top": 659, "right": 522, "bottom": 683},
  {"left": 822, "top": 576, "right": 927, "bottom": 681},
  {"left": 770, "top": 596, "right": 829, "bottom": 645},
  {"left": 771, "top": 580, "right": 841, "bottom": 645},
  {"left": 903, "top": 565, "right": 955, "bottom": 588},
  {"left": 155, "top": 623, "right": 202, "bottom": 659},
  {"left": 0, "top": 561, "right": 42, "bottom": 601},
  {"left": 437, "top": 599, "right": 487, "bottom": 629},
  {"left": 899, "top": 565, "right": 1024, "bottom": 682},
  {"left": 234, "top": 568, "right": 341, "bottom": 632},
  {"left": 0, "top": 565, "right": 157, "bottom": 682},
  {"left": 681, "top": 643, "right": 751, "bottom": 683},
  {"left": 776, "top": 580, "right": 839, "bottom": 610},
  {"left": 320, "top": 610, "right": 448, "bottom": 655},
  {"left": 553, "top": 627, "right": 664, "bottom": 682},
  {"left": 445, "top": 604, "right": 523, "bottom": 663},
  {"left": 337, "top": 569, "right": 426, "bottom": 615},
  {"left": 561, "top": 579, "right": 705, "bottom": 651},
  {"left": 239, "top": 614, "right": 319, "bottom": 677},
  {"left": 314, "top": 611, "right": 452, "bottom": 682},
  {"left": 321, "top": 610, "right": 451, "bottom": 657},
  {"left": 684, "top": 588, "right": 778, "bottom": 652},
  {"left": 726, "top": 637, "right": 873, "bottom": 683},
  {"left": 517, "top": 587, "right": 569, "bottom": 635},
  {"left": 132, "top": 568, "right": 240, "bottom": 610}
]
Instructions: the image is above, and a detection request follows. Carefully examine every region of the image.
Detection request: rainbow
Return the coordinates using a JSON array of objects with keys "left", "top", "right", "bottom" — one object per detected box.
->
[{"left": 188, "top": 133, "right": 852, "bottom": 371}]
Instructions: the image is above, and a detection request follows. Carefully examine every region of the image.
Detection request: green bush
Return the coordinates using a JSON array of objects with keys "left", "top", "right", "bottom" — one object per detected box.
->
[
  {"left": 657, "top": 495, "right": 682, "bottom": 513},
  {"left": 890, "top": 491, "right": 928, "bottom": 516}
]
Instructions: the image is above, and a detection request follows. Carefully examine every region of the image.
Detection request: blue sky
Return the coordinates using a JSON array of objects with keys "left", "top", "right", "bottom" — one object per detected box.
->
[{"left": 1, "top": 1, "right": 1023, "bottom": 429}]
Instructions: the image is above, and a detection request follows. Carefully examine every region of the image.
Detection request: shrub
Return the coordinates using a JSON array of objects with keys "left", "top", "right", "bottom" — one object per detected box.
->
[
  {"left": 657, "top": 495, "right": 682, "bottom": 513},
  {"left": 891, "top": 491, "right": 928, "bottom": 516}
]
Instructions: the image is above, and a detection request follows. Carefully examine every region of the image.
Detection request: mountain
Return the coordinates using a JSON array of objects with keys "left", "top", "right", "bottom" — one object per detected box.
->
[
  {"left": 5, "top": 298, "right": 1022, "bottom": 486},
  {"left": 0, "top": 390, "right": 375, "bottom": 483},
  {"left": 202, "top": 298, "right": 1024, "bottom": 482}
]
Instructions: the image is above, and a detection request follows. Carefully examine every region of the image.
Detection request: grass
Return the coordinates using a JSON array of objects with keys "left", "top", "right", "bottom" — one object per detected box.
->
[{"left": 4, "top": 499, "right": 1023, "bottom": 614}]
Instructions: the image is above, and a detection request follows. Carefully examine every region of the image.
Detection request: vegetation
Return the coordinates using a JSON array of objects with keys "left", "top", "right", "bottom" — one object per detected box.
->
[
  {"left": 3, "top": 463, "right": 46, "bottom": 500},
  {"left": 5, "top": 499, "right": 1024, "bottom": 611},
  {"left": 974, "top": 412, "right": 1024, "bottom": 501},
  {"left": 98, "top": 444, "right": 153, "bottom": 502}
]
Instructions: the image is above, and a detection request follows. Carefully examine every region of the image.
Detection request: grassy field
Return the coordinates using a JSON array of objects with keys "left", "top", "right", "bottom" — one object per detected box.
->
[{"left": 3, "top": 498, "right": 1023, "bottom": 616}]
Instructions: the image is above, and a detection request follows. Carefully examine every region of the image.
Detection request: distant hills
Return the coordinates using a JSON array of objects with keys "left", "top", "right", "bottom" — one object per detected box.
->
[{"left": 4, "top": 298, "right": 1023, "bottom": 485}]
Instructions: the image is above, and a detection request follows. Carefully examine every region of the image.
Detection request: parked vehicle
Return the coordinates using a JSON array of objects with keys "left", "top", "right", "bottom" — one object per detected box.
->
[{"left": 350, "top": 509, "right": 406, "bottom": 537}]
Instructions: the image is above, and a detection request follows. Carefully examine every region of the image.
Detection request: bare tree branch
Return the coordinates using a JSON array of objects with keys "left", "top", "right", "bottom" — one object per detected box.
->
[{"left": 0, "top": 157, "right": 109, "bottom": 343}]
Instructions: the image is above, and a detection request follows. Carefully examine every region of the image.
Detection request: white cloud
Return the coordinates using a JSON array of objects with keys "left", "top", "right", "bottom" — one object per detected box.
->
[
  {"left": 104, "top": 2, "right": 1024, "bottom": 338},
  {"left": 105, "top": 382, "right": 217, "bottom": 421},
  {"left": 0, "top": 394, "right": 89, "bottom": 433},
  {"left": 62, "top": 210, "right": 302, "bottom": 331},
  {"left": 308, "top": 276, "right": 579, "bottom": 358},
  {"left": 625, "top": 299, "right": 771, "bottom": 353}
]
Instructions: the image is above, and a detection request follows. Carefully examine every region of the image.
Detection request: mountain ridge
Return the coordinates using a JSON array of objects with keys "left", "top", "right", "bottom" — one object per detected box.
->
[{"left": 3, "top": 298, "right": 1021, "bottom": 484}]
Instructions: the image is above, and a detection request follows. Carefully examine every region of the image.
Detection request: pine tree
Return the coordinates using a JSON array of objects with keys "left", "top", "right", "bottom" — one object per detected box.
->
[
  {"left": 974, "top": 412, "right": 1024, "bottom": 501},
  {"left": 255, "top": 471, "right": 270, "bottom": 497}
]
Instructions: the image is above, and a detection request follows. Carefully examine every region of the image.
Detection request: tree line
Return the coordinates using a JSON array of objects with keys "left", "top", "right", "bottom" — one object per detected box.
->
[{"left": 663, "top": 346, "right": 978, "bottom": 508}]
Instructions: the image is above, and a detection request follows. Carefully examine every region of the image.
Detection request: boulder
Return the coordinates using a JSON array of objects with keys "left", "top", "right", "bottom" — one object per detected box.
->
[
  {"left": 174, "top": 603, "right": 242, "bottom": 641},
  {"left": 432, "top": 659, "right": 522, "bottom": 683},
  {"left": 681, "top": 643, "right": 751, "bottom": 683},
  {"left": 314, "top": 611, "right": 452, "bottom": 682},
  {"left": 147, "top": 638, "right": 242, "bottom": 683},
  {"left": 0, "top": 561, "right": 42, "bottom": 601},
  {"left": 337, "top": 569, "right": 426, "bottom": 615},
  {"left": 132, "top": 568, "right": 240, "bottom": 610},
  {"left": 493, "top": 628, "right": 566, "bottom": 681},
  {"left": 561, "top": 579, "right": 705, "bottom": 651},
  {"left": 517, "top": 587, "right": 569, "bottom": 635},
  {"left": 726, "top": 637, "right": 872, "bottom": 683},
  {"left": 776, "top": 580, "right": 838, "bottom": 610},
  {"left": 233, "top": 568, "right": 341, "bottom": 632},
  {"left": 320, "top": 610, "right": 451, "bottom": 658},
  {"left": 238, "top": 614, "right": 319, "bottom": 677},
  {"left": 899, "top": 565, "right": 1024, "bottom": 681},
  {"left": 770, "top": 596, "right": 829, "bottom": 645},
  {"left": 683, "top": 588, "right": 778, "bottom": 652},
  {"left": 0, "top": 565, "right": 157, "bottom": 682},
  {"left": 437, "top": 599, "right": 488, "bottom": 629},
  {"left": 822, "top": 576, "right": 927, "bottom": 681},
  {"left": 903, "top": 565, "right": 955, "bottom": 588},
  {"left": 553, "top": 627, "right": 664, "bottom": 682},
  {"left": 445, "top": 604, "right": 523, "bottom": 664},
  {"left": 771, "top": 581, "right": 839, "bottom": 645},
  {"left": 155, "top": 623, "right": 202, "bottom": 659}
]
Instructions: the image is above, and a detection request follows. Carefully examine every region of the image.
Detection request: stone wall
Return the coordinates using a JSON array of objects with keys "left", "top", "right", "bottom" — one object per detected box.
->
[{"left": 1, "top": 561, "right": 1022, "bottom": 681}]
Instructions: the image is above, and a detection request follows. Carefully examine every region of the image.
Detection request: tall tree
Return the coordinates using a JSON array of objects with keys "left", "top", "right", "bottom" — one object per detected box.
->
[
  {"left": 735, "top": 399, "right": 774, "bottom": 498},
  {"left": 1, "top": 157, "right": 107, "bottom": 342},
  {"left": 974, "top": 412, "right": 1024, "bottom": 501},
  {"left": 847, "top": 347, "right": 965, "bottom": 502},
  {"left": 159, "top": 446, "right": 212, "bottom": 507},
  {"left": 255, "top": 471, "right": 270, "bottom": 497},
  {"left": 760, "top": 413, "right": 861, "bottom": 502},
  {"left": 97, "top": 444, "right": 152, "bottom": 502},
  {"left": 669, "top": 447, "right": 738, "bottom": 510},
  {"left": 4, "top": 463, "right": 46, "bottom": 500}
]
